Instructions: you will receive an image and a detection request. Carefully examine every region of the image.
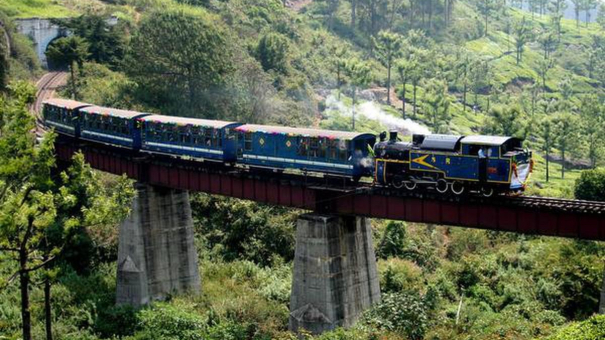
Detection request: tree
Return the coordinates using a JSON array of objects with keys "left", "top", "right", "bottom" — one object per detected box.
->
[
  {"left": 396, "top": 58, "right": 414, "bottom": 118},
  {"left": 583, "top": 0, "right": 598, "bottom": 27},
  {"left": 469, "top": 59, "right": 490, "bottom": 111},
  {"left": 575, "top": 168, "right": 605, "bottom": 201},
  {"left": 598, "top": 3, "right": 605, "bottom": 31},
  {"left": 538, "top": 116, "right": 555, "bottom": 182},
  {"left": 586, "top": 35, "right": 605, "bottom": 81},
  {"left": 558, "top": 76, "right": 574, "bottom": 102},
  {"left": 514, "top": 17, "right": 530, "bottom": 65},
  {"left": 539, "top": 32, "right": 557, "bottom": 59},
  {"left": 344, "top": 58, "right": 372, "bottom": 130},
  {"left": 571, "top": 0, "right": 582, "bottom": 27},
  {"left": 579, "top": 95, "right": 604, "bottom": 168},
  {"left": 126, "top": 8, "right": 234, "bottom": 119},
  {"left": 374, "top": 30, "right": 404, "bottom": 105},
  {"left": 53, "top": 14, "right": 126, "bottom": 68},
  {"left": 553, "top": 112, "right": 580, "bottom": 179},
  {"left": 329, "top": 46, "right": 348, "bottom": 100},
  {"left": 476, "top": 0, "right": 498, "bottom": 36},
  {"left": 0, "top": 24, "right": 8, "bottom": 92},
  {"left": 319, "top": 0, "right": 340, "bottom": 29},
  {"left": 484, "top": 105, "right": 525, "bottom": 137},
  {"left": 454, "top": 53, "right": 472, "bottom": 113},
  {"left": 537, "top": 57, "right": 553, "bottom": 95},
  {"left": 549, "top": 0, "right": 567, "bottom": 40},
  {"left": 0, "top": 82, "right": 134, "bottom": 340},
  {"left": 256, "top": 32, "right": 290, "bottom": 74},
  {"left": 45, "top": 36, "right": 90, "bottom": 99},
  {"left": 348, "top": 0, "right": 358, "bottom": 27},
  {"left": 422, "top": 78, "right": 450, "bottom": 133}
]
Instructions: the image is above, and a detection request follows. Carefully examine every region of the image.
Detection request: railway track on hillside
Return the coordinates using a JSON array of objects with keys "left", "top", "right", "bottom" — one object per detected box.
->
[{"left": 34, "top": 71, "right": 68, "bottom": 115}]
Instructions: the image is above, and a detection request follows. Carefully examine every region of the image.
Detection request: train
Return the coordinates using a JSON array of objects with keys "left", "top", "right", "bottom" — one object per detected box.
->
[{"left": 42, "top": 98, "right": 533, "bottom": 197}]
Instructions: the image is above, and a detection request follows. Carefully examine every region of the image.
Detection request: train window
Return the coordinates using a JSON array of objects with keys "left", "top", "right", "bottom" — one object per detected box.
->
[
  {"left": 339, "top": 140, "right": 350, "bottom": 161},
  {"left": 212, "top": 130, "right": 221, "bottom": 147},
  {"left": 180, "top": 134, "right": 188, "bottom": 144},
  {"left": 204, "top": 128, "right": 212, "bottom": 146},
  {"left": 244, "top": 132, "right": 253, "bottom": 151},
  {"left": 310, "top": 138, "right": 318, "bottom": 158},
  {"left": 298, "top": 137, "right": 308, "bottom": 157},
  {"left": 328, "top": 140, "right": 338, "bottom": 159},
  {"left": 318, "top": 138, "right": 327, "bottom": 158}
]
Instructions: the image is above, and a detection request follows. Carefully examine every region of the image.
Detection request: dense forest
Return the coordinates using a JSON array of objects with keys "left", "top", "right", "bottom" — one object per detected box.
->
[{"left": 1, "top": 0, "right": 605, "bottom": 339}]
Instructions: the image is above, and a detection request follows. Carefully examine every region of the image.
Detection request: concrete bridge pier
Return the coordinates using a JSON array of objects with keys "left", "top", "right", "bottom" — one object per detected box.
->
[
  {"left": 116, "top": 184, "right": 201, "bottom": 306},
  {"left": 289, "top": 214, "right": 381, "bottom": 335}
]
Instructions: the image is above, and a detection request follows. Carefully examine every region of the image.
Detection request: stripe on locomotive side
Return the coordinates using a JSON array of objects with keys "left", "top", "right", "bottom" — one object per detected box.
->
[{"left": 242, "top": 154, "right": 354, "bottom": 169}]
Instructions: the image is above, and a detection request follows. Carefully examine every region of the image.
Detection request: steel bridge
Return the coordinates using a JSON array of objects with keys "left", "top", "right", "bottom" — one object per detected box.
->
[{"left": 55, "top": 137, "right": 605, "bottom": 241}]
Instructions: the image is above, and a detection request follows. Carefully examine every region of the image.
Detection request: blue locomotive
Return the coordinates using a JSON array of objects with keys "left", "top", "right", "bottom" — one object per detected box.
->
[{"left": 42, "top": 98, "right": 532, "bottom": 196}]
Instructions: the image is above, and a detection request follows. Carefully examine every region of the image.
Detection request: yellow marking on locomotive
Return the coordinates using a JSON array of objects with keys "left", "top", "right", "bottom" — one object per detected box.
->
[
  {"left": 412, "top": 154, "right": 439, "bottom": 170},
  {"left": 446, "top": 157, "right": 451, "bottom": 165}
]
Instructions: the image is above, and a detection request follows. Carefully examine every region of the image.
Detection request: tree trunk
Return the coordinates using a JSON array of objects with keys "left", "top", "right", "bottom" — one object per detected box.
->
[
  {"left": 337, "top": 67, "right": 341, "bottom": 100},
  {"left": 576, "top": 8, "right": 580, "bottom": 27},
  {"left": 19, "top": 250, "right": 32, "bottom": 340},
  {"left": 352, "top": 86, "right": 356, "bottom": 130},
  {"left": 561, "top": 147, "right": 565, "bottom": 179},
  {"left": 45, "top": 276, "right": 53, "bottom": 340},
  {"left": 463, "top": 82, "right": 467, "bottom": 112},
  {"left": 485, "top": 12, "right": 489, "bottom": 36},
  {"left": 351, "top": 0, "right": 357, "bottom": 28},
  {"left": 546, "top": 147, "right": 550, "bottom": 182},
  {"left": 386, "top": 63, "right": 391, "bottom": 105},
  {"left": 402, "top": 81, "right": 406, "bottom": 119},
  {"left": 413, "top": 84, "right": 417, "bottom": 118}
]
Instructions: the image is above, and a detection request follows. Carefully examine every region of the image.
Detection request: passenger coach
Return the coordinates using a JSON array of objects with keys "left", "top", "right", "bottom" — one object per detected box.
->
[
  {"left": 234, "top": 124, "right": 376, "bottom": 179},
  {"left": 79, "top": 106, "right": 150, "bottom": 149},
  {"left": 42, "top": 98, "right": 91, "bottom": 137},
  {"left": 139, "top": 115, "right": 242, "bottom": 162}
]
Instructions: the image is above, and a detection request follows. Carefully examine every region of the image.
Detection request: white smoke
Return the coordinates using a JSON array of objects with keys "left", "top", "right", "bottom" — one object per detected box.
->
[{"left": 325, "top": 95, "right": 431, "bottom": 136}]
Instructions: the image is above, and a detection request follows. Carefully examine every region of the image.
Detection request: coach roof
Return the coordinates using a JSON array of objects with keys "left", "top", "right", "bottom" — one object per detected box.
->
[
  {"left": 80, "top": 106, "right": 151, "bottom": 119},
  {"left": 235, "top": 124, "right": 374, "bottom": 140},
  {"left": 44, "top": 98, "right": 91, "bottom": 110},
  {"left": 140, "top": 114, "right": 241, "bottom": 129}
]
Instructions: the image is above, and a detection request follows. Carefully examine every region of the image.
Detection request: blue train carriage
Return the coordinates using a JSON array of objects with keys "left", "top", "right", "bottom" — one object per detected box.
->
[
  {"left": 139, "top": 115, "right": 242, "bottom": 162},
  {"left": 234, "top": 124, "right": 376, "bottom": 179},
  {"left": 79, "top": 106, "right": 151, "bottom": 149},
  {"left": 408, "top": 134, "right": 533, "bottom": 196},
  {"left": 42, "top": 98, "right": 91, "bottom": 137}
]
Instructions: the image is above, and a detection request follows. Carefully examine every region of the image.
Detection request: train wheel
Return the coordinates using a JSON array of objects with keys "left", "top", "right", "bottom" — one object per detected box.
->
[
  {"left": 481, "top": 186, "right": 494, "bottom": 198},
  {"left": 392, "top": 175, "right": 405, "bottom": 189},
  {"left": 436, "top": 179, "right": 449, "bottom": 194},
  {"left": 451, "top": 181, "right": 465, "bottom": 195},
  {"left": 404, "top": 180, "right": 417, "bottom": 191}
]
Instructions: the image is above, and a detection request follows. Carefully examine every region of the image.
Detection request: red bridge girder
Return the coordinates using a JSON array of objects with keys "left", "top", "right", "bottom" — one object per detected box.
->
[{"left": 55, "top": 141, "right": 605, "bottom": 241}]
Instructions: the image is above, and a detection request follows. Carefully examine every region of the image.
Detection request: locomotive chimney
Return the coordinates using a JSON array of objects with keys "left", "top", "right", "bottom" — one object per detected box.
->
[{"left": 389, "top": 130, "right": 398, "bottom": 142}]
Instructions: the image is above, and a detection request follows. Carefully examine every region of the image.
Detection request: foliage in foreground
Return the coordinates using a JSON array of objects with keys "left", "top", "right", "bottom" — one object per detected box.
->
[{"left": 546, "top": 314, "right": 605, "bottom": 340}]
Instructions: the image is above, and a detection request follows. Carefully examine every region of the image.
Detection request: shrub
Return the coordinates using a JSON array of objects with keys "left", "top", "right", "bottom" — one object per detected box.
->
[
  {"left": 546, "top": 314, "right": 605, "bottom": 340},
  {"left": 574, "top": 168, "right": 605, "bottom": 201},
  {"left": 362, "top": 292, "right": 428, "bottom": 340}
]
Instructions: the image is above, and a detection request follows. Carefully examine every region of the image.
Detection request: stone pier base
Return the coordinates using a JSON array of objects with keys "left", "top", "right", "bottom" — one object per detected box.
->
[
  {"left": 116, "top": 184, "right": 201, "bottom": 306},
  {"left": 289, "top": 214, "right": 381, "bottom": 335}
]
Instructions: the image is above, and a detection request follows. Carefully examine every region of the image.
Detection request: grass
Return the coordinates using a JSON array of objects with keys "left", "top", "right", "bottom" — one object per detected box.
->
[{"left": 0, "top": 0, "right": 109, "bottom": 19}]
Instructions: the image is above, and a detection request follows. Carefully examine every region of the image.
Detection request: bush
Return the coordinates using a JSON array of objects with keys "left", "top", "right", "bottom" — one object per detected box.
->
[
  {"left": 574, "top": 168, "right": 605, "bottom": 201},
  {"left": 362, "top": 292, "right": 428, "bottom": 340},
  {"left": 546, "top": 314, "right": 605, "bottom": 340}
]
